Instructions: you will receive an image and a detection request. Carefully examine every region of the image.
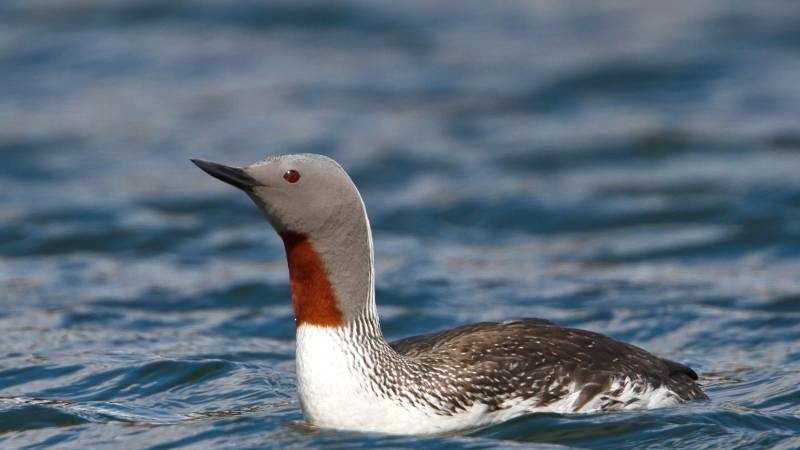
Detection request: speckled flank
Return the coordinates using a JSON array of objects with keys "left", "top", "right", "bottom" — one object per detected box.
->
[{"left": 390, "top": 319, "right": 705, "bottom": 414}]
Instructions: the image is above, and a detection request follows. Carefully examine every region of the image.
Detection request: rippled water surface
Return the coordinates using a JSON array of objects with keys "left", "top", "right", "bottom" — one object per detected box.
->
[{"left": 2, "top": 1, "right": 800, "bottom": 448}]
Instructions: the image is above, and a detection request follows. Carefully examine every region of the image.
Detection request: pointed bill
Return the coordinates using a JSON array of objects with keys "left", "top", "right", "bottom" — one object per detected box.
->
[{"left": 191, "top": 159, "right": 260, "bottom": 191}]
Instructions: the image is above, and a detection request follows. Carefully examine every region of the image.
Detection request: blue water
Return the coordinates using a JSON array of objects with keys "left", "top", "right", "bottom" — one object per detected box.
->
[{"left": 1, "top": 1, "right": 800, "bottom": 448}]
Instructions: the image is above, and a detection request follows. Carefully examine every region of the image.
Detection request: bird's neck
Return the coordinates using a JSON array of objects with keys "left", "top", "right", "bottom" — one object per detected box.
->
[
  {"left": 283, "top": 210, "right": 419, "bottom": 429},
  {"left": 279, "top": 205, "right": 383, "bottom": 340}
]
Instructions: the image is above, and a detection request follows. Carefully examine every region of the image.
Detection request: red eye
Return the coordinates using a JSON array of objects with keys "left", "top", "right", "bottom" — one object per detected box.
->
[{"left": 283, "top": 169, "right": 300, "bottom": 183}]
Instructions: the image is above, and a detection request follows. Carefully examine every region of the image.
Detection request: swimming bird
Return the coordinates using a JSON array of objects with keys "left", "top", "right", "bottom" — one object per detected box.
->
[{"left": 191, "top": 154, "right": 707, "bottom": 434}]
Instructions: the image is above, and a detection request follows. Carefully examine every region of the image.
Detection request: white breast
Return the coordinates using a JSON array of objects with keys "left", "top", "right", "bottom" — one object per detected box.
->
[{"left": 295, "top": 324, "right": 506, "bottom": 434}]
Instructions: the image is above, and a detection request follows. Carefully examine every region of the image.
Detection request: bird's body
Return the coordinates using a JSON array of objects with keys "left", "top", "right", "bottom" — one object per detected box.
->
[
  {"left": 193, "top": 153, "right": 707, "bottom": 435},
  {"left": 296, "top": 318, "right": 704, "bottom": 434}
]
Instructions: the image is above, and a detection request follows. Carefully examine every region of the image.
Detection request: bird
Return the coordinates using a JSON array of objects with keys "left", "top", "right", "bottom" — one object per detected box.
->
[{"left": 191, "top": 153, "right": 707, "bottom": 435}]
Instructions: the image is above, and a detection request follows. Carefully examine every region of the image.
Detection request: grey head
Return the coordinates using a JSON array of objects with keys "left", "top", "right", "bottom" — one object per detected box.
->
[
  {"left": 192, "top": 154, "right": 364, "bottom": 237},
  {"left": 192, "top": 154, "right": 375, "bottom": 327}
]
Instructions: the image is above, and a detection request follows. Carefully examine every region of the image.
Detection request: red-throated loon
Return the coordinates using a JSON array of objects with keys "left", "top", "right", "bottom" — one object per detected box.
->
[{"left": 191, "top": 154, "right": 707, "bottom": 435}]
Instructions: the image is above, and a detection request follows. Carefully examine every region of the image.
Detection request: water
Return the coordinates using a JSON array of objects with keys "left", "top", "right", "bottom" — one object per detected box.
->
[{"left": 1, "top": 1, "right": 799, "bottom": 448}]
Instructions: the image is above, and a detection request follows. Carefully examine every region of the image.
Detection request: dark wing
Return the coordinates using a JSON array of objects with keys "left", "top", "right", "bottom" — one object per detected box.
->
[
  {"left": 390, "top": 318, "right": 706, "bottom": 408},
  {"left": 662, "top": 358, "right": 699, "bottom": 380},
  {"left": 391, "top": 318, "right": 556, "bottom": 357}
]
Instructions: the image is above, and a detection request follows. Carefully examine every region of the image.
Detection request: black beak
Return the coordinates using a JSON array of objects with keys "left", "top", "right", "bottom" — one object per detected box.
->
[{"left": 191, "top": 159, "right": 260, "bottom": 191}]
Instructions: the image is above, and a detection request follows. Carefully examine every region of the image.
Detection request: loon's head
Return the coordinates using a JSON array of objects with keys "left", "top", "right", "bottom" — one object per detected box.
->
[
  {"left": 192, "top": 154, "right": 363, "bottom": 238},
  {"left": 192, "top": 154, "right": 374, "bottom": 328}
]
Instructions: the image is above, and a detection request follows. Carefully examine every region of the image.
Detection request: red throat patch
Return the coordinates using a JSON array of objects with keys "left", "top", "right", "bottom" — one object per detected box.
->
[{"left": 280, "top": 232, "right": 344, "bottom": 327}]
